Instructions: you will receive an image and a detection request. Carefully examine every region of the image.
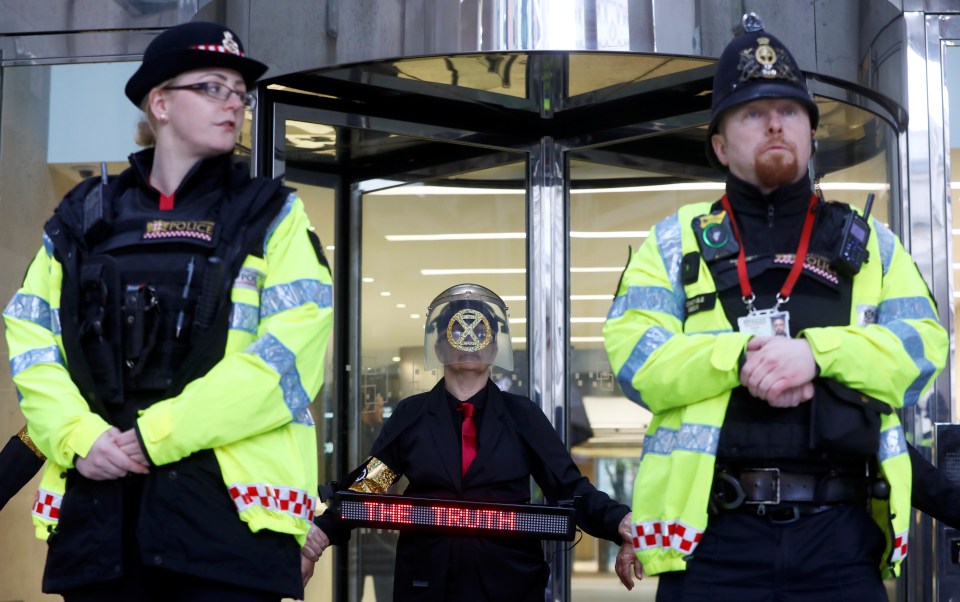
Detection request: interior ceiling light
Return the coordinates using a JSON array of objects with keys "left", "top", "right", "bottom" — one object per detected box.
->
[
  {"left": 421, "top": 268, "right": 526, "bottom": 276},
  {"left": 498, "top": 294, "right": 613, "bottom": 302},
  {"left": 386, "top": 231, "right": 647, "bottom": 241},
  {"left": 386, "top": 233, "right": 525, "bottom": 241},
  {"left": 368, "top": 182, "right": 889, "bottom": 196},
  {"left": 511, "top": 317, "right": 606, "bottom": 324}
]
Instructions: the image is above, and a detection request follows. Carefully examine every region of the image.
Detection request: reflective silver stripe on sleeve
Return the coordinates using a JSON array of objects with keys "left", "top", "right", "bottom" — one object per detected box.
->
[
  {"left": 877, "top": 297, "right": 937, "bottom": 324},
  {"left": 883, "top": 321, "right": 936, "bottom": 406},
  {"left": 607, "top": 286, "right": 684, "bottom": 322},
  {"left": 229, "top": 302, "right": 259, "bottom": 334},
  {"left": 43, "top": 232, "right": 55, "bottom": 257},
  {"left": 615, "top": 326, "right": 673, "bottom": 407},
  {"left": 3, "top": 293, "right": 59, "bottom": 334},
  {"left": 878, "top": 297, "right": 938, "bottom": 406},
  {"left": 655, "top": 214, "right": 686, "bottom": 310},
  {"left": 642, "top": 423, "right": 721, "bottom": 456},
  {"left": 263, "top": 193, "right": 296, "bottom": 254},
  {"left": 10, "top": 345, "right": 65, "bottom": 378},
  {"left": 247, "top": 333, "right": 314, "bottom": 426},
  {"left": 261, "top": 280, "right": 333, "bottom": 318},
  {"left": 873, "top": 220, "right": 895, "bottom": 277}
]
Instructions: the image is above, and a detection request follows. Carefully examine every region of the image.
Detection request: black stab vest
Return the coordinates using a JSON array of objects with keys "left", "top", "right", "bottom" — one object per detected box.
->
[
  {"left": 705, "top": 177, "right": 861, "bottom": 467},
  {"left": 79, "top": 186, "right": 222, "bottom": 404},
  {"left": 49, "top": 156, "right": 289, "bottom": 427}
]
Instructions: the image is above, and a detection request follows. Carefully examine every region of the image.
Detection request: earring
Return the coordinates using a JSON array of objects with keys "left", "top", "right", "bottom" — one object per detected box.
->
[{"left": 159, "top": 114, "right": 168, "bottom": 123}]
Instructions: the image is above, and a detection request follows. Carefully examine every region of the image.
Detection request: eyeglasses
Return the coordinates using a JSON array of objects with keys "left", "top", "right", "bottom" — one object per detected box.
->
[{"left": 164, "top": 81, "right": 257, "bottom": 109}]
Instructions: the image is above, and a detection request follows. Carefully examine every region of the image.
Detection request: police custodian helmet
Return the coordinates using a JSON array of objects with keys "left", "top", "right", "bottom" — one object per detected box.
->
[
  {"left": 706, "top": 12, "right": 820, "bottom": 167},
  {"left": 125, "top": 21, "right": 268, "bottom": 107},
  {"left": 423, "top": 283, "right": 514, "bottom": 371}
]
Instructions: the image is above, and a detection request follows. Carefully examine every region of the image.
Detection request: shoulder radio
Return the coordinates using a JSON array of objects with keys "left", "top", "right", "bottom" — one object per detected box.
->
[{"left": 833, "top": 193, "right": 874, "bottom": 278}]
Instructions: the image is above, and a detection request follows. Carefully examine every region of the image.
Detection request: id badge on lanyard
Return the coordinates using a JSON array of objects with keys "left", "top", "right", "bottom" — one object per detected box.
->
[
  {"left": 721, "top": 193, "right": 818, "bottom": 339},
  {"left": 738, "top": 309, "right": 791, "bottom": 338}
]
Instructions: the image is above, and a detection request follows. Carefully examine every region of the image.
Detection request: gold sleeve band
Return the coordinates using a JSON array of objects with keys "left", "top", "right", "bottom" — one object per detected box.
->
[
  {"left": 348, "top": 457, "right": 399, "bottom": 494},
  {"left": 17, "top": 426, "right": 45, "bottom": 460}
]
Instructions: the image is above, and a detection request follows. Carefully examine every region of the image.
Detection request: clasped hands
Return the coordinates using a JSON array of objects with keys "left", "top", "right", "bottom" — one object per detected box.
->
[
  {"left": 75, "top": 427, "right": 149, "bottom": 480},
  {"left": 740, "top": 336, "right": 818, "bottom": 407}
]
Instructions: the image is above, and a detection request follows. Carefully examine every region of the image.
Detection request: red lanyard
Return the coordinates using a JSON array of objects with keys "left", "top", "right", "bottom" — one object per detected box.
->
[{"left": 719, "top": 193, "right": 818, "bottom": 311}]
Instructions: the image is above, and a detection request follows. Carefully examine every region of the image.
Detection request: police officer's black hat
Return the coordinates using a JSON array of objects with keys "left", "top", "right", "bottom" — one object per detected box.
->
[
  {"left": 706, "top": 13, "right": 819, "bottom": 167},
  {"left": 125, "top": 21, "right": 267, "bottom": 107}
]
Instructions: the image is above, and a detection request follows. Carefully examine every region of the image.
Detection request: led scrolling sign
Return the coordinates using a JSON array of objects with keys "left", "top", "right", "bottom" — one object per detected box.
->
[{"left": 334, "top": 492, "right": 576, "bottom": 541}]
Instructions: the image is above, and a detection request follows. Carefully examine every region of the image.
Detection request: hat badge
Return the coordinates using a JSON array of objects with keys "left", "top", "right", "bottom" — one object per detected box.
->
[
  {"left": 222, "top": 31, "right": 241, "bottom": 56},
  {"left": 737, "top": 38, "right": 799, "bottom": 84},
  {"left": 754, "top": 37, "right": 778, "bottom": 78}
]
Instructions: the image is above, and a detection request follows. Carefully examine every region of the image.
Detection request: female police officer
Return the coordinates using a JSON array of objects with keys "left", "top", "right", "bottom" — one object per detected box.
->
[
  {"left": 304, "top": 283, "right": 642, "bottom": 601},
  {"left": 3, "top": 21, "right": 332, "bottom": 601}
]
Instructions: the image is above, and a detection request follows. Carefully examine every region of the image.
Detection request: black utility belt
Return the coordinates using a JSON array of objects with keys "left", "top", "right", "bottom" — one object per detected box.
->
[{"left": 712, "top": 467, "right": 869, "bottom": 511}]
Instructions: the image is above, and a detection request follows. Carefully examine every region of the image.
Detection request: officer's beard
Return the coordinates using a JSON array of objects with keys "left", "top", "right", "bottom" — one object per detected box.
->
[{"left": 755, "top": 148, "right": 800, "bottom": 191}]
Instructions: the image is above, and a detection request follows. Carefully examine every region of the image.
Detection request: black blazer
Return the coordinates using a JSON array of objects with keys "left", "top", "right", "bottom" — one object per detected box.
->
[{"left": 319, "top": 379, "right": 629, "bottom": 602}]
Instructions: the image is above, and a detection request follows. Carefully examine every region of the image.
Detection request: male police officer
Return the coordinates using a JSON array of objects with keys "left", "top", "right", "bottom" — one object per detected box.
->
[{"left": 603, "top": 13, "right": 948, "bottom": 600}]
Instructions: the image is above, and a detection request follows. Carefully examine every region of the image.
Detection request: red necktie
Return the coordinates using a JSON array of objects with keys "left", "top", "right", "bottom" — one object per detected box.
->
[{"left": 457, "top": 402, "right": 477, "bottom": 477}]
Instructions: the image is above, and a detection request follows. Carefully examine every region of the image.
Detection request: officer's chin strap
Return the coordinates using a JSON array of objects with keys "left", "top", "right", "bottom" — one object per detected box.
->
[
  {"left": 810, "top": 133, "right": 824, "bottom": 203},
  {"left": 813, "top": 172, "right": 825, "bottom": 204}
]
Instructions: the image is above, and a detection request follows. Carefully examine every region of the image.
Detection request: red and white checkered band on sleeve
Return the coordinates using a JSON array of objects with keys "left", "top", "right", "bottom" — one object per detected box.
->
[
  {"left": 190, "top": 44, "right": 244, "bottom": 57},
  {"left": 228, "top": 483, "right": 316, "bottom": 521},
  {"left": 633, "top": 519, "right": 703, "bottom": 555},
  {"left": 890, "top": 531, "right": 908, "bottom": 562},
  {"left": 32, "top": 488, "right": 62, "bottom": 521}
]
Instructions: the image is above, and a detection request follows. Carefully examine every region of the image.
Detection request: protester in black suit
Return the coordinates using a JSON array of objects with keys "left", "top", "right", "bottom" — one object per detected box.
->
[{"left": 303, "top": 283, "right": 642, "bottom": 601}]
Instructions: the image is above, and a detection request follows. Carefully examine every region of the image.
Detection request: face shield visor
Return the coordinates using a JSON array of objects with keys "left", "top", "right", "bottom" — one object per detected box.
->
[{"left": 423, "top": 284, "right": 514, "bottom": 371}]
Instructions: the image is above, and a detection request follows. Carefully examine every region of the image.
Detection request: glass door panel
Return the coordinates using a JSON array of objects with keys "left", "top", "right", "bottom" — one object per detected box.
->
[
  {"left": 280, "top": 169, "right": 338, "bottom": 602},
  {"left": 357, "top": 158, "right": 528, "bottom": 601},
  {"left": 568, "top": 159, "right": 709, "bottom": 596},
  {"left": 946, "top": 45, "right": 960, "bottom": 429}
]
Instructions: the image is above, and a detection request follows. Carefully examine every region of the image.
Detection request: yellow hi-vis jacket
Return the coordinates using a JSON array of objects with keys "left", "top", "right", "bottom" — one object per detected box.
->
[
  {"left": 4, "top": 192, "right": 332, "bottom": 546},
  {"left": 603, "top": 201, "right": 947, "bottom": 578}
]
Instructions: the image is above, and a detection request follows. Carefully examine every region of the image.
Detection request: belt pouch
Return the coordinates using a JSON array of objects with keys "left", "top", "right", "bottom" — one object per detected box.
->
[{"left": 809, "top": 378, "right": 887, "bottom": 456}]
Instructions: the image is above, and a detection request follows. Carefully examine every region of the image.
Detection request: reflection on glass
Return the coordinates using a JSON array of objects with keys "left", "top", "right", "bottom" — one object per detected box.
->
[
  {"left": 815, "top": 102, "right": 893, "bottom": 220},
  {"left": 568, "top": 53, "right": 712, "bottom": 97},
  {"left": 569, "top": 157, "right": 704, "bottom": 582},
  {"left": 391, "top": 55, "right": 529, "bottom": 98},
  {"left": 279, "top": 176, "right": 336, "bottom": 602},
  {"left": 945, "top": 46, "right": 960, "bottom": 430}
]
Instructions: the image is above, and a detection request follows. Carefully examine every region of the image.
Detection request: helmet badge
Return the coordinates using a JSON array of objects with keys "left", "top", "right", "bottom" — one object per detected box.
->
[{"left": 737, "top": 37, "right": 799, "bottom": 84}]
